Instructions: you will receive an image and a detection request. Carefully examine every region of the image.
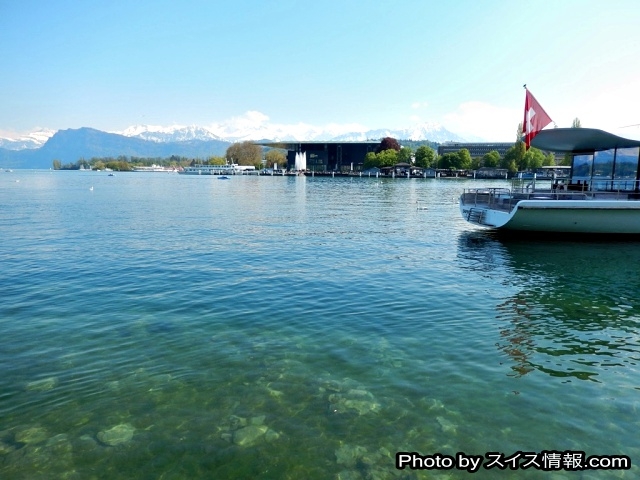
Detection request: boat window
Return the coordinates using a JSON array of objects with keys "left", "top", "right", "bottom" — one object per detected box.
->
[
  {"left": 592, "top": 149, "right": 615, "bottom": 178},
  {"left": 571, "top": 154, "right": 592, "bottom": 180},
  {"left": 612, "top": 147, "right": 639, "bottom": 191}
]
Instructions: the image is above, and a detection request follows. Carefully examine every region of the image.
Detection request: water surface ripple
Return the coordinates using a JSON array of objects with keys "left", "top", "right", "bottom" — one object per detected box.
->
[{"left": 1, "top": 171, "right": 639, "bottom": 478}]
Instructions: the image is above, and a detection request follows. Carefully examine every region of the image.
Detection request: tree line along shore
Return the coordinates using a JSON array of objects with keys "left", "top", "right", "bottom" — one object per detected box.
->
[{"left": 52, "top": 131, "right": 563, "bottom": 174}]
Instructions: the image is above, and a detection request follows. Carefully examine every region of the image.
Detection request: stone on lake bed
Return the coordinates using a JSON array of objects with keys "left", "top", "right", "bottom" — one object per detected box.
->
[
  {"left": 15, "top": 426, "right": 48, "bottom": 444},
  {"left": 328, "top": 388, "right": 380, "bottom": 415},
  {"left": 75, "top": 434, "right": 99, "bottom": 453},
  {"left": 436, "top": 416, "right": 457, "bottom": 434},
  {"left": 264, "top": 429, "right": 280, "bottom": 442},
  {"left": 97, "top": 423, "right": 135, "bottom": 446},
  {"left": 232, "top": 425, "right": 268, "bottom": 447},
  {"left": 267, "top": 387, "right": 284, "bottom": 399},
  {"left": 228, "top": 415, "right": 247, "bottom": 429},
  {"left": 0, "top": 440, "right": 16, "bottom": 454},
  {"left": 250, "top": 415, "right": 266, "bottom": 426},
  {"left": 347, "top": 389, "right": 370, "bottom": 397},
  {"left": 335, "top": 444, "right": 368, "bottom": 467},
  {"left": 25, "top": 377, "right": 58, "bottom": 392}
]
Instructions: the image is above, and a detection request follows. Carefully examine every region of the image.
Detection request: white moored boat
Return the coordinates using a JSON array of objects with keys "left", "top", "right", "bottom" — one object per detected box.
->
[
  {"left": 134, "top": 165, "right": 177, "bottom": 172},
  {"left": 179, "top": 164, "right": 257, "bottom": 175},
  {"left": 460, "top": 127, "right": 640, "bottom": 234},
  {"left": 179, "top": 164, "right": 237, "bottom": 175}
]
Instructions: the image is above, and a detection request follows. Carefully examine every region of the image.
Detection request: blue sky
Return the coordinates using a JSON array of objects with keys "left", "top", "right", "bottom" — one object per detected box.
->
[{"left": 2, "top": 0, "right": 640, "bottom": 141}]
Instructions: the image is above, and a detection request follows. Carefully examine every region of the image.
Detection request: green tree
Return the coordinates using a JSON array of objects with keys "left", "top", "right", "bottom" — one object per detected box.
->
[
  {"left": 457, "top": 149, "right": 472, "bottom": 170},
  {"left": 516, "top": 122, "right": 524, "bottom": 142},
  {"left": 572, "top": 117, "right": 582, "bottom": 128},
  {"left": 524, "top": 148, "right": 545, "bottom": 170},
  {"left": 438, "top": 152, "right": 459, "bottom": 169},
  {"left": 482, "top": 150, "right": 501, "bottom": 168},
  {"left": 397, "top": 146, "right": 413, "bottom": 164},
  {"left": 105, "top": 160, "right": 131, "bottom": 171},
  {"left": 377, "top": 149, "right": 398, "bottom": 167},
  {"left": 543, "top": 153, "right": 556, "bottom": 167},
  {"left": 169, "top": 155, "right": 184, "bottom": 165},
  {"left": 206, "top": 156, "right": 227, "bottom": 165},
  {"left": 414, "top": 145, "right": 435, "bottom": 168},
  {"left": 226, "top": 141, "right": 262, "bottom": 166},
  {"left": 52, "top": 159, "right": 62, "bottom": 170},
  {"left": 264, "top": 149, "right": 286, "bottom": 168},
  {"left": 76, "top": 158, "right": 91, "bottom": 169},
  {"left": 503, "top": 142, "right": 526, "bottom": 171},
  {"left": 363, "top": 152, "right": 379, "bottom": 170}
]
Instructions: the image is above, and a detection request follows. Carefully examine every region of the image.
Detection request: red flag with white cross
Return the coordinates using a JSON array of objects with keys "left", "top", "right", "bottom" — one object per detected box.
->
[{"left": 523, "top": 88, "right": 553, "bottom": 149}]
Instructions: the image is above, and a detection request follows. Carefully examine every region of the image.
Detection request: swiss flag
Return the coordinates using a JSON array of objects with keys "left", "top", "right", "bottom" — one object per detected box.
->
[{"left": 523, "top": 89, "right": 552, "bottom": 149}]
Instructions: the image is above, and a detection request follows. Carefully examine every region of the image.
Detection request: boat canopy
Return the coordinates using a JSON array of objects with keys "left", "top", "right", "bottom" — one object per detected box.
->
[{"left": 531, "top": 128, "right": 640, "bottom": 153}]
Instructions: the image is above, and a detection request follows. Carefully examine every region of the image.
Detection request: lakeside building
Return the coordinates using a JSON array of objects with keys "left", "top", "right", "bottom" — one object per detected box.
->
[
  {"left": 437, "top": 142, "right": 515, "bottom": 158},
  {"left": 438, "top": 141, "right": 565, "bottom": 164},
  {"left": 257, "top": 141, "right": 379, "bottom": 172}
]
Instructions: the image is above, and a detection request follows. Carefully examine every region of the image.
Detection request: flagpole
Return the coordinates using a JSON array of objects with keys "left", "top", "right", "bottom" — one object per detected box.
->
[{"left": 522, "top": 84, "right": 528, "bottom": 147}]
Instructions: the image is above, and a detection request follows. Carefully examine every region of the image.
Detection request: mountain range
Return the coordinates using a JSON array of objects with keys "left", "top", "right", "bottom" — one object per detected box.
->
[{"left": 0, "top": 122, "right": 468, "bottom": 169}]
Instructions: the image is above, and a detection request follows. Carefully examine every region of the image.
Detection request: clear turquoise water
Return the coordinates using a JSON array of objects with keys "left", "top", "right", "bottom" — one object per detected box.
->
[{"left": 1, "top": 170, "right": 639, "bottom": 479}]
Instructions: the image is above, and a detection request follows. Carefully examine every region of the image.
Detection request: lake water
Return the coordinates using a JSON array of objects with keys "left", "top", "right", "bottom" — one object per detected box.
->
[{"left": 1, "top": 170, "right": 639, "bottom": 479}]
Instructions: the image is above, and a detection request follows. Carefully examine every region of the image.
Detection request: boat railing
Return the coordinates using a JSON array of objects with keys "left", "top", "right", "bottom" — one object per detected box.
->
[
  {"left": 460, "top": 188, "right": 514, "bottom": 211},
  {"left": 513, "top": 177, "right": 640, "bottom": 197},
  {"left": 461, "top": 188, "right": 598, "bottom": 211}
]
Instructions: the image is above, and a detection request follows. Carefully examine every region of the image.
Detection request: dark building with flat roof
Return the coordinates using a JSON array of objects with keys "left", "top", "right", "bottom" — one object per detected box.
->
[
  {"left": 258, "top": 141, "right": 379, "bottom": 172},
  {"left": 437, "top": 142, "right": 514, "bottom": 158}
]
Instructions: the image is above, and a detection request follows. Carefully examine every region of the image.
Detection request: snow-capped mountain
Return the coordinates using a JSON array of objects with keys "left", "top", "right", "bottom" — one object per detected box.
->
[
  {"left": 118, "top": 124, "right": 223, "bottom": 143},
  {"left": 117, "top": 121, "right": 466, "bottom": 143},
  {"left": 0, "top": 120, "right": 469, "bottom": 152},
  {"left": 0, "top": 128, "right": 55, "bottom": 150},
  {"left": 331, "top": 123, "right": 466, "bottom": 143}
]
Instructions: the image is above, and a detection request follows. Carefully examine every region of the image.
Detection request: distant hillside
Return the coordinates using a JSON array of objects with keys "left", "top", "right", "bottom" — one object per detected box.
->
[
  {"left": 0, "top": 128, "right": 231, "bottom": 169},
  {"left": 331, "top": 125, "right": 465, "bottom": 143},
  {"left": 0, "top": 124, "right": 460, "bottom": 169}
]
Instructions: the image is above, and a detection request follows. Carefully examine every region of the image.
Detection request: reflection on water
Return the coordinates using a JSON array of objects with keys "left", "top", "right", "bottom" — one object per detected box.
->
[{"left": 458, "top": 231, "right": 640, "bottom": 383}]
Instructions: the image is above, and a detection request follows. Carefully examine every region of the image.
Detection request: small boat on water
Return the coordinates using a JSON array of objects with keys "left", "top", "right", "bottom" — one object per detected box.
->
[{"left": 460, "top": 89, "right": 640, "bottom": 235}]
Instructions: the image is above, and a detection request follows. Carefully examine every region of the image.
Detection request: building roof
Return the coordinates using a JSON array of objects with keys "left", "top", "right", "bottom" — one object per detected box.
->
[
  {"left": 255, "top": 140, "right": 380, "bottom": 149},
  {"left": 531, "top": 128, "right": 640, "bottom": 153}
]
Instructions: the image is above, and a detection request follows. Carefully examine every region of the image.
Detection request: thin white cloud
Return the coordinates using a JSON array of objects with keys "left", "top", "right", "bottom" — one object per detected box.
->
[
  {"left": 0, "top": 129, "right": 17, "bottom": 139},
  {"left": 224, "top": 110, "right": 270, "bottom": 129},
  {"left": 411, "top": 101, "right": 429, "bottom": 109},
  {"left": 207, "top": 111, "right": 369, "bottom": 140},
  {"left": 572, "top": 82, "right": 640, "bottom": 134}
]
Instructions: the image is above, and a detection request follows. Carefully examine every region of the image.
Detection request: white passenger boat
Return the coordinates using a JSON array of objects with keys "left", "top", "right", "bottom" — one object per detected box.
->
[
  {"left": 460, "top": 127, "right": 640, "bottom": 234},
  {"left": 179, "top": 164, "right": 256, "bottom": 175},
  {"left": 179, "top": 164, "right": 237, "bottom": 175},
  {"left": 134, "top": 165, "right": 177, "bottom": 172}
]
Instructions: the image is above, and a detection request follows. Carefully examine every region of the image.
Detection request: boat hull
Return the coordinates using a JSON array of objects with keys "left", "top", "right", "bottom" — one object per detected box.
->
[{"left": 460, "top": 200, "right": 640, "bottom": 234}]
